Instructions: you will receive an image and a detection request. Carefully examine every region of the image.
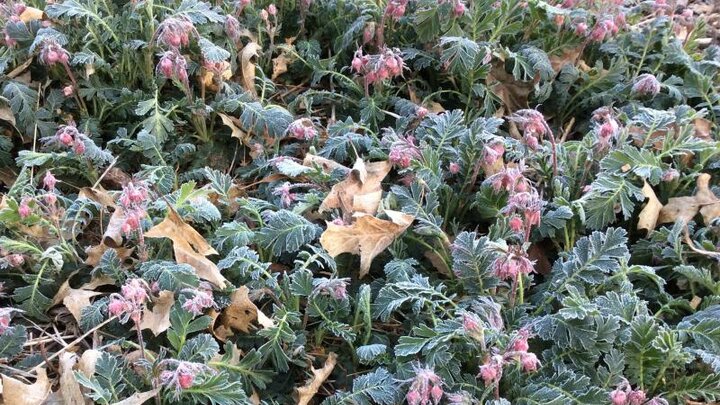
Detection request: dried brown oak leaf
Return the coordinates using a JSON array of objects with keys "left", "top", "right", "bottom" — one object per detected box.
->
[
  {"left": 1, "top": 367, "right": 51, "bottom": 405},
  {"left": 51, "top": 276, "right": 113, "bottom": 323},
  {"left": 296, "top": 352, "right": 338, "bottom": 405},
  {"left": 658, "top": 173, "right": 720, "bottom": 226},
  {"left": 303, "top": 154, "right": 350, "bottom": 174},
  {"left": 140, "top": 290, "right": 175, "bottom": 336},
  {"left": 217, "top": 286, "right": 274, "bottom": 335},
  {"left": 319, "top": 159, "right": 392, "bottom": 218},
  {"left": 58, "top": 353, "right": 85, "bottom": 405},
  {"left": 320, "top": 210, "right": 415, "bottom": 278},
  {"left": 145, "top": 207, "right": 228, "bottom": 288},
  {"left": 637, "top": 181, "right": 664, "bottom": 232},
  {"left": 240, "top": 42, "right": 262, "bottom": 97},
  {"left": 272, "top": 53, "right": 290, "bottom": 80}
]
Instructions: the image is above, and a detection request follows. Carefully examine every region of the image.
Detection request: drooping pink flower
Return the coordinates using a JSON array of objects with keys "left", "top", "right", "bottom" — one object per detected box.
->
[
  {"left": 5, "top": 254, "right": 24, "bottom": 268},
  {"left": 610, "top": 389, "right": 628, "bottom": 405},
  {"left": 42, "top": 171, "right": 57, "bottom": 190},
  {"left": 18, "top": 198, "right": 31, "bottom": 219},
  {"left": 73, "top": 138, "right": 86, "bottom": 155},
  {"left": 509, "top": 216, "right": 524, "bottom": 233},
  {"left": 182, "top": 289, "right": 216, "bottom": 316},
  {"left": 260, "top": 9, "right": 269, "bottom": 21},
  {"left": 159, "top": 360, "right": 213, "bottom": 395},
  {"left": 39, "top": 40, "right": 70, "bottom": 66},
  {"left": 416, "top": 106, "right": 429, "bottom": 118},
  {"left": 155, "top": 17, "right": 196, "bottom": 49},
  {"left": 272, "top": 182, "right": 297, "bottom": 207},
  {"left": 510, "top": 329, "right": 530, "bottom": 352},
  {"left": 478, "top": 355, "right": 503, "bottom": 386},
  {"left": 488, "top": 164, "right": 529, "bottom": 193},
  {"left": 287, "top": 118, "right": 318, "bottom": 140},
  {"left": 225, "top": 15, "right": 241, "bottom": 42},
  {"left": 267, "top": 4, "right": 277, "bottom": 15},
  {"left": 574, "top": 22, "right": 588, "bottom": 36},
  {"left": 520, "top": 352, "right": 539, "bottom": 372},
  {"left": 448, "top": 162, "right": 460, "bottom": 174},
  {"left": 632, "top": 74, "right": 661, "bottom": 97},
  {"left": 63, "top": 85, "right": 74, "bottom": 97},
  {"left": 385, "top": 0, "right": 408, "bottom": 20},
  {"left": 482, "top": 141, "right": 505, "bottom": 166},
  {"left": 452, "top": 1, "right": 466, "bottom": 17},
  {"left": 312, "top": 278, "right": 350, "bottom": 300},
  {"left": 491, "top": 247, "right": 535, "bottom": 280},
  {"left": 661, "top": 168, "right": 679, "bottom": 182},
  {"left": 627, "top": 390, "right": 647, "bottom": 405},
  {"left": 406, "top": 365, "right": 444, "bottom": 405},
  {"left": 156, "top": 50, "right": 189, "bottom": 85}
]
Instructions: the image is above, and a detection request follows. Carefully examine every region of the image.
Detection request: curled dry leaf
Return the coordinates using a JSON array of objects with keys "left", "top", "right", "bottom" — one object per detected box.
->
[
  {"left": 272, "top": 53, "right": 290, "bottom": 80},
  {"left": 51, "top": 278, "right": 107, "bottom": 323},
  {"left": 145, "top": 207, "right": 228, "bottom": 287},
  {"left": 486, "top": 61, "right": 536, "bottom": 113},
  {"left": 140, "top": 290, "right": 175, "bottom": 336},
  {"left": 637, "top": 181, "right": 664, "bottom": 232},
  {"left": 58, "top": 353, "right": 85, "bottom": 405},
  {"left": 110, "top": 388, "right": 161, "bottom": 405},
  {"left": 19, "top": 7, "right": 44, "bottom": 23},
  {"left": 319, "top": 159, "right": 392, "bottom": 218},
  {"left": 218, "top": 113, "right": 247, "bottom": 142},
  {"left": 1, "top": 367, "right": 51, "bottom": 405},
  {"left": 84, "top": 243, "right": 133, "bottom": 267},
  {"left": 217, "top": 286, "right": 274, "bottom": 335},
  {"left": 320, "top": 210, "right": 415, "bottom": 278},
  {"left": 103, "top": 207, "right": 125, "bottom": 248},
  {"left": 78, "top": 349, "right": 101, "bottom": 377},
  {"left": 240, "top": 42, "right": 262, "bottom": 97},
  {"left": 658, "top": 173, "right": 720, "bottom": 226},
  {"left": 79, "top": 187, "right": 116, "bottom": 208},
  {"left": 296, "top": 352, "right": 338, "bottom": 405},
  {"left": 303, "top": 154, "right": 350, "bottom": 174}
]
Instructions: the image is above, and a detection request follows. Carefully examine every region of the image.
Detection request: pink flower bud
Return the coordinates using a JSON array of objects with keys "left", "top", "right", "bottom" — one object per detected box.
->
[
  {"left": 6, "top": 254, "right": 24, "bottom": 267},
  {"left": 108, "top": 298, "right": 126, "bottom": 317},
  {"left": 44, "top": 193, "right": 57, "bottom": 206},
  {"left": 73, "top": 139, "right": 86, "bottom": 154},
  {"left": 267, "top": 4, "right": 277, "bottom": 15},
  {"left": 632, "top": 73, "right": 661, "bottom": 97},
  {"left": 260, "top": 9, "right": 269, "bottom": 21},
  {"left": 520, "top": 352, "right": 539, "bottom": 372},
  {"left": 406, "top": 390, "right": 422, "bottom": 405},
  {"left": 43, "top": 171, "right": 57, "bottom": 190},
  {"left": 178, "top": 371, "right": 194, "bottom": 389},
  {"left": 509, "top": 216, "right": 524, "bottom": 232},
  {"left": 661, "top": 169, "right": 679, "bottom": 182},
  {"left": 449, "top": 162, "right": 460, "bottom": 174},
  {"left": 416, "top": 106, "right": 428, "bottom": 118},
  {"left": 628, "top": 390, "right": 646, "bottom": 405},
  {"left": 46, "top": 50, "right": 59, "bottom": 64},
  {"left": 18, "top": 199, "right": 31, "bottom": 219},
  {"left": 62, "top": 85, "right": 74, "bottom": 97},
  {"left": 574, "top": 22, "right": 587, "bottom": 36},
  {"left": 479, "top": 364, "right": 497, "bottom": 385},
  {"left": 610, "top": 389, "right": 628, "bottom": 405},
  {"left": 430, "top": 385, "right": 443, "bottom": 403},
  {"left": 453, "top": 1, "right": 466, "bottom": 17}
]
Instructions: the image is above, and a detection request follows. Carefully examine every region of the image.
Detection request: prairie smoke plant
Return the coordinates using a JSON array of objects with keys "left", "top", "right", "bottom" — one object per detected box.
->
[
  {"left": 406, "top": 365, "right": 444, "bottom": 405},
  {"left": 632, "top": 73, "right": 661, "bottom": 97},
  {"left": 155, "top": 17, "right": 196, "bottom": 49}
]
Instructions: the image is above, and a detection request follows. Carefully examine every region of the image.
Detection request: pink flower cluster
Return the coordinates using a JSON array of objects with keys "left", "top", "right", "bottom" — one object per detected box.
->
[
  {"left": 273, "top": 182, "right": 297, "bottom": 207},
  {"left": 632, "top": 73, "right": 661, "bottom": 97},
  {"left": 287, "top": 118, "right": 318, "bottom": 141},
  {"left": 312, "top": 278, "right": 349, "bottom": 300},
  {"left": 592, "top": 107, "right": 620, "bottom": 151},
  {"left": 157, "top": 50, "right": 189, "bottom": 85},
  {"left": 182, "top": 286, "right": 216, "bottom": 316},
  {"left": 479, "top": 329, "right": 539, "bottom": 388},
  {"left": 509, "top": 109, "right": 549, "bottom": 151},
  {"left": 609, "top": 380, "right": 667, "bottom": 405},
  {"left": 462, "top": 312, "right": 485, "bottom": 344},
  {"left": 351, "top": 47, "right": 405, "bottom": 85},
  {"left": 0, "top": 307, "right": 15, "bottom": 333},
  {"left": 159, "top": 359, "right": 213, "bottom": 394},
  {"left": 491, "top": 245, "right": 535, "bottom": 281},
  {"left": 488, "top": 163, "right": 529, "bottom": 194},
  {"left": 225, "top": 15, "right": 242, "bottom": 42},
  {"left": 387, "top": 135, "right": 420, "bottom": 168},
  {"left": 385, "top": 0, "right": 408, "bottom": 20},
  {"left": 589, "top": 17, "right": 620, "bottom": 42},
  {"left": 483, "top": 140, "right": 505, "bottom": 167},
  {"left": 108, "top": 278, "right": 149, "bottom": 323},
  {"left": 155, "top": 17, "right": 196, "bottom": 49},
  {"left": 119, "top": 181, "right": 149, "bottom": 236},
  {"left": 406, "top": 366, "right": 444, "bottom": 405},
  {"left": 503, "top": 191, "right": 543, "bottom": 234},
  {"left": 51, "top": 123, "right": 87, "bottom": 155},
  {"left": 39, "top": 40, "right": 70, "bottom": 66},
  {"left": 438, "top": 0, "right": 466, "bottom": 17}
]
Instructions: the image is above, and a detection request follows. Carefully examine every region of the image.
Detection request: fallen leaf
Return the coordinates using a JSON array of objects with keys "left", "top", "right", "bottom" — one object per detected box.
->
[
  {"left": 219, "top": 286, "right": 264, "bottom": 334},
  {"left": 272, "top": 53, "right": 290, "bottom": 80},
  {"left": 549, "top": 46, "right": 582, "bottom": 73},
  {"left": 637, "top": 181, "right": 664, "bottom": 232},
  {"left": 219, "top": 113, "right": 246, "bottom": 141},
  {"left": 103, "top": 207, "right": 125, "bottom": 248},
  {"left": 19, "top": 7, "right": 43, "bottom": 23},
  {"left": 658, "top": 173, "right": 720, "bottom": 226},
  {"left": 79, "top": 187, "right": 115, "bottom": 208},
  {"left": 303, "top": 154, "right": 350, "bottom": 174},
  {"left": 140, "top": 290, "right": 175, "bottom": 336},
  {"left": 296, "top": 352, "right": 338, "bottom": 405},
  {"left": 51, "top": 279, "right": 103, "bottom": 323},
  {"left": 320, "top": 210, "right": 415, "bottom": 278},
  {"left": 0, "top": 102, "right": 16, "bottom": 127},
  {"left": 84, "top": 243, "right": 133, "bottom": 267},
  {"left": 58, "top": 353, "right": 85, "bottom": 405},
  {"left": 694, "top": 117, "right": 712, "bottom": 140},
  {"left": 319, "top": 159, "right": 392, "bottom": 218},
  {"left": 240, "top": 42, "right": 262, "bottom": 97},
  {"left": 424, "top": 250, "right": 451, "bottom": 277},
  {"left": 110, "top": 388, "right": 160, "bottom": 405},
  {"left": 1, "top": 368, "right": 51, "bottom": 405},
  {"left": 77, "top": 349, "right": 101, "bottom": 377},
  {"left": 145, "top": 208, "right": 228, "bottom": 287},
  {"left": 486, "top": 61, "right": 535, "bottom": 113}
]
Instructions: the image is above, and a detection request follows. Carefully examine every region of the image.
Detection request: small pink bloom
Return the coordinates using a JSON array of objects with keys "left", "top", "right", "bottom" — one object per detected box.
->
[
  {"left": 509, "top": 216, "right": 523, "bottom": 232},
  {"left": 6, "top": 254, "right": 24, "bottom": 267},
  {"left": 73, "top": 139, "right": 86, "bottom": 154},
  {"left": 452, "top": 1, "right": 466, "bottom": 17},
  {"left": 449, "top": 162, "right": 460, "bottom": 174},
  {"left": 260, "top": 9, "right": 269, "bottom": 21},
  {"left": 661, "top": 169, "right": 679, "bottom": 182},
  {"left": 43, "top": 171, "right": 57, "bottom": 190},
  {"left": 225, "top": 15, "right": 241, "bottom": 41},
  {"left": 430, "top": 384, "right": 443, "bottom": 403},
  {"left": 610, "top": 389, "right": 628, "bottom": 405},
  {"left": 18, "top": 199, "right": 31, "bottom": 219},
  {"left": 416, "top": 106, "right": 428, "bottom": 118},
  {"left": 44, "top": 193, "right": 57, "bottom": 206},
  {"left": 108, "top": 298, "right": 127, "bottom": 317},
  {"left": 406, "top": 390, "right": 422, "bottom": 405},
  {"left": 267, "top": 4, "right": 277, "bottom": 16},
  {"left": 628, "top": 390, "right": 646, "bottom": 405},
  {"left": 178, "top": 371, "right": 194, "bottom": 389},
  {"left": 574, "top": 22, "right": 587, "bottom": 36},
  {"left": 632, "top": 74, "right": 661, "bottom": 97},
  {"left": 62, "top": 85, "right": 74, "bottom": 97},
  {"left": 520, "top": 352, "right": 539, "bottom": 372},
  {"left": 0, "top": 309, "right": 12, "bottom": 333},
  {"left": 478, "top": 364, "right": 498, "bottom": 385}
]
